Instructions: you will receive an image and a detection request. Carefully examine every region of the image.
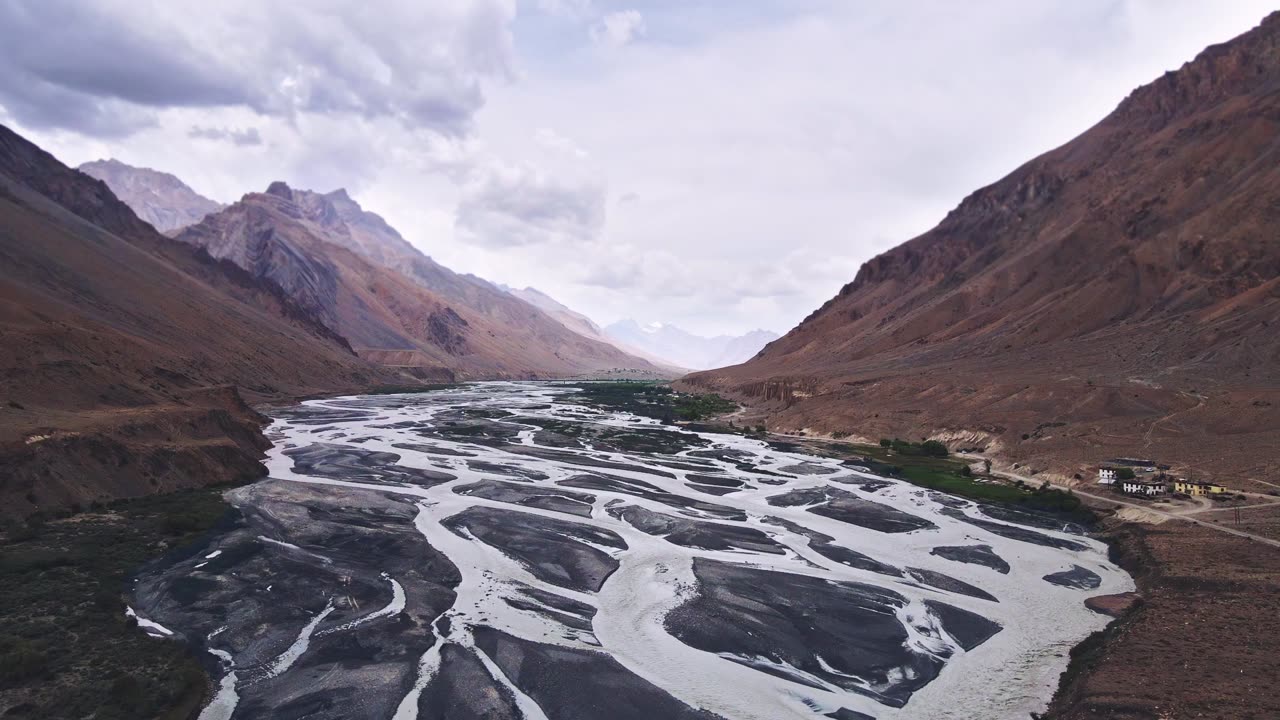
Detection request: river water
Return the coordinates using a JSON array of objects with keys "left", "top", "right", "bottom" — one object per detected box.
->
[{"left": 132, "top": 382, "right": 1131, "bottom": 720}]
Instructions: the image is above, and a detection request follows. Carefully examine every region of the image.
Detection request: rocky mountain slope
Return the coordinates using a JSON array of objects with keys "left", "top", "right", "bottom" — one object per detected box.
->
[
  {"left": 173, "top": 183, "right": 661, "bottom": 379},
  {"left": 0, "top": 125, "right": 408, "bottom": 518},
  {"left": 316, "top": 188, "right": 666, "bottom": 377},
  {"left": 682, "top": 12, "right": 1280, "bottom": 484},
  {"left": 504, "top": 285, "right": 605, "bottom": 342},
  {"left": 608, "top": 319, "right": 778, "bottom": 371},
  {"left": 78, "top": 158, "right": 223, "bottom": 232}
]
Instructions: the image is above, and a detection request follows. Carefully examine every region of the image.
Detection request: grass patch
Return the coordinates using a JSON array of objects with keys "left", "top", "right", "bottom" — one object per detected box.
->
[
  {"left": 0, "top": 487, "right": 233, "bottom": 719},
  {"left": 558, "top": 382, "right": 738, "bottom": 423}
]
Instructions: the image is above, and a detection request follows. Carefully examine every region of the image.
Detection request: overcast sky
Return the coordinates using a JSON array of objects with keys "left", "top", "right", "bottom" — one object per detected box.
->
[{"left": 1, "top": 1, "right": 1274, "bottom": 336}]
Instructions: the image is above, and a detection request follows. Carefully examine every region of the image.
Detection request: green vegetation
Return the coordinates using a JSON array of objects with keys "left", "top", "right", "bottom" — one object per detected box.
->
[
  {"left": 1116, "top": 467, "right": 1136, "bottom": 480},
  {"left": 559, "top": 381, "right": 738, "bottom": 423},
  {"left": 364, "top": 382, "right": 461, "bottom": 395},
  {"left": 672, "top": 393, "right": 737, "bottom": 422},
  {"left": 0, "top": 487, "right": 233, "bottom": 719},
  {"left": 834, "top": 441, "right": 1092, "bottom": 522},
  {"left": 564, "top": 383, "right": 1088, "bottom": 519},
  {"left": 879, "top": 438, "right": 949, "bottom": 458}
]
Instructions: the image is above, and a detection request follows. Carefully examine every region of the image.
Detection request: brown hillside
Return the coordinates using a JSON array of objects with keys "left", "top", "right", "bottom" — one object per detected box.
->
[
  {"left": 682, "top": 12, "right": 1280, "bottom": 485},
  {"left": 0, "top": 125, "right": 407, "bottom": 518}
]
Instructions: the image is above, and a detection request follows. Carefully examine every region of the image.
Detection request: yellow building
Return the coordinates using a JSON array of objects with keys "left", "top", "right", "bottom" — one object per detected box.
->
[{"left": 1174, "top": 480, "right": 1227, "bottom": 496}]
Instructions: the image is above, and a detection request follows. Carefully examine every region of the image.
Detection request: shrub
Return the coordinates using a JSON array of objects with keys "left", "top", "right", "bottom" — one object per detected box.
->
[
  {"left": 920, "top": 440, "right": 949, "bottom": 457},
  {"left": 160, "top": 512, "right": 205, "bottom": 536},
  {"left": 879, "top": 438, "right": 893, "bottom": 448},
  {"left": 0, "top": 642, "right": 50, "bottom": 682},
  {"left": 1117, "top": 467, "right": 1136, "bottom": 480},
  {"left": 109, "top": 674, "right": 143, "bottom": 705}
]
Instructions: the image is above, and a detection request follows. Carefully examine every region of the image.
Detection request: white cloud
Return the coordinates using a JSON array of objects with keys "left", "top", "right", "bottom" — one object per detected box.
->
[
  {"left": 590, "top": 10, "right": 646, "bottom": 48},
  {"left": 7, "top": 1, "right": 1277, "bottom": 337},
  {"left": 534, "top": 127, "right": 589, "bottom": 158},
  {"left": 455, "top": 161, "right": 606, "bottom": 248},
  {"left": 0, "top": 0, "right": 517, "bottom": 137},
  {"left": 188, "top": 125, "right": 262, "bottom": 146}
]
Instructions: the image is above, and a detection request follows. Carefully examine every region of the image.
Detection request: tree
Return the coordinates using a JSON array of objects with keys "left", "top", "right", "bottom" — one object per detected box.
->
[
  {"left": 983, "top": 459, "right": 992, "bottom": 475},
  {"left": 920, "top": 440, "right": 949, "bottom": 457},
  {"left": 1117, "top": 467, "right": 1136, "bottom": 480},
  {"left": 879, "top": 438, "right": 893, "bottom": 448}
]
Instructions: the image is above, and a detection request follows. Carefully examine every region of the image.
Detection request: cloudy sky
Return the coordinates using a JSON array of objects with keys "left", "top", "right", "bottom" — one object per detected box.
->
[{"left": 1, "top": 1, "right": 1274, "bottom": 336}]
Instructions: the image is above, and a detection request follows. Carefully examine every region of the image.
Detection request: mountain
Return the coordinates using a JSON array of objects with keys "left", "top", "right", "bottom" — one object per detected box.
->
[
  {"left": 503, "top": 285, "right": 606, "bottom": 341},
  {"left": 78, "top": 158, "right": 223, "bottom": 232},
  {"left": 0, "top": 125, "right": 406, "bottom": 518},
  {"left": 316, "top": 191, "right": 666, "bottom": 378},
  {"left": 496, "top": 285, "right": 689, "bottom": 374},
  {"left": 607, "top": 320, "right": 779, "bottom": 371},
  {"left": 172, "top": 182, "right": 661, "bottom": 379},
  {"left": 681, "top": 12, "right": 1280, "bottom": 483}
]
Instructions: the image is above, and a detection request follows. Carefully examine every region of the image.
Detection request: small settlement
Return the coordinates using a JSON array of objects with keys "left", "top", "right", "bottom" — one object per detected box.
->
[{"left": 1096, "top": 460, "right": 1227, "bottom": 498}]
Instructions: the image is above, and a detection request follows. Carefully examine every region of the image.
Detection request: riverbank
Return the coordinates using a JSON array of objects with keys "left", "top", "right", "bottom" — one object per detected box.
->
[
  {"left": 0, "top": 486, "right": 235, "bottom": 719},
  {"left": 797, "top": 432, "right": 1280, "bottom": 718},
  {"left": 1039, "top": 503, "right": 1280, "bottom": 718},
  {"left": 681, "top": 393, "right": 1280, "bottom": 718}
]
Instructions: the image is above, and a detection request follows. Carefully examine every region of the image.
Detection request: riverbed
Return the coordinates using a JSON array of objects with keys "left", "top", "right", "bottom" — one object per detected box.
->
[{"left": 130, "top": 382, "right": 1132, "bottom": 720}]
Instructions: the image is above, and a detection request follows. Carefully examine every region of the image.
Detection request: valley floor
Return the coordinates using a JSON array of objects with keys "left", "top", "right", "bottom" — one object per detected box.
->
[{"left": 127, "top": 383, "right": 1129, "bottom": 720}]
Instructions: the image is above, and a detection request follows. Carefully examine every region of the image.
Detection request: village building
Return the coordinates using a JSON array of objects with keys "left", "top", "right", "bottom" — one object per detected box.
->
[
  {"left": 1121, "top": 479, "right": 1167, "bottom": 497},
  {"left": 1099, "top": 465, "right": 1137, "bottom": 485},
  {"left": 1173, "top": 479, "right": 1227, "bottom": 496}
]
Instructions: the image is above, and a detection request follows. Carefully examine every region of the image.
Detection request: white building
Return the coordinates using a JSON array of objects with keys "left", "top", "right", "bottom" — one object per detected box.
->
[
  {"left": 1098, "top": 467, "right": 1118, "bottom": 485},
  {"left": 1121, "top": 480, "right": 1166, "bottom": 496}
]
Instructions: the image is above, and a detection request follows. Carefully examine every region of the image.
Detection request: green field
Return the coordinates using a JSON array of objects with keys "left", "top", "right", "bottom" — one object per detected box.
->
[
  {"left": 827, "top": 441, "right": 1092, "bottom": 521},
  {"left": 0, "top": 488, "right": 232, "bottom": 719},
  {"left": 558, "top": 381, "right": 738, "bottom": 422}
]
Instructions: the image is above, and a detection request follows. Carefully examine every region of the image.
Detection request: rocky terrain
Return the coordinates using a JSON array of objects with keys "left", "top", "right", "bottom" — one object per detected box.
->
[
  {"left": 79, "top": 159, "right": 223, "bottom": 232},
  {"left": 681, "top": 11, "right": 1280, "bottom": 485},
  {"left": 0, "top": 125, "right": 410, "bottom": 518},
  {"left": 130, "top": 383, "right": 1131, "bottom": 720},
  {"left": 85, "top": 160, "right": 666, "bottom": 380},
  {"left": 172, "top": 183, "right": 660, "bottom": 380},
  {"left": 607, "top": 320, "right": 778, "bottom": 371}
]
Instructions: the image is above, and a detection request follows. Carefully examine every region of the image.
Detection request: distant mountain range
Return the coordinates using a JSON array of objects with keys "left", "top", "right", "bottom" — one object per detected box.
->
[
  {"left": 494, "top": 285, "right": 690, "bottom": 373},
  {"left": 79, "top": 162, "right": 662, "bottom": 382},
  {"left": 606, "top": 319, "right": 778, "bottom": 371}
]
